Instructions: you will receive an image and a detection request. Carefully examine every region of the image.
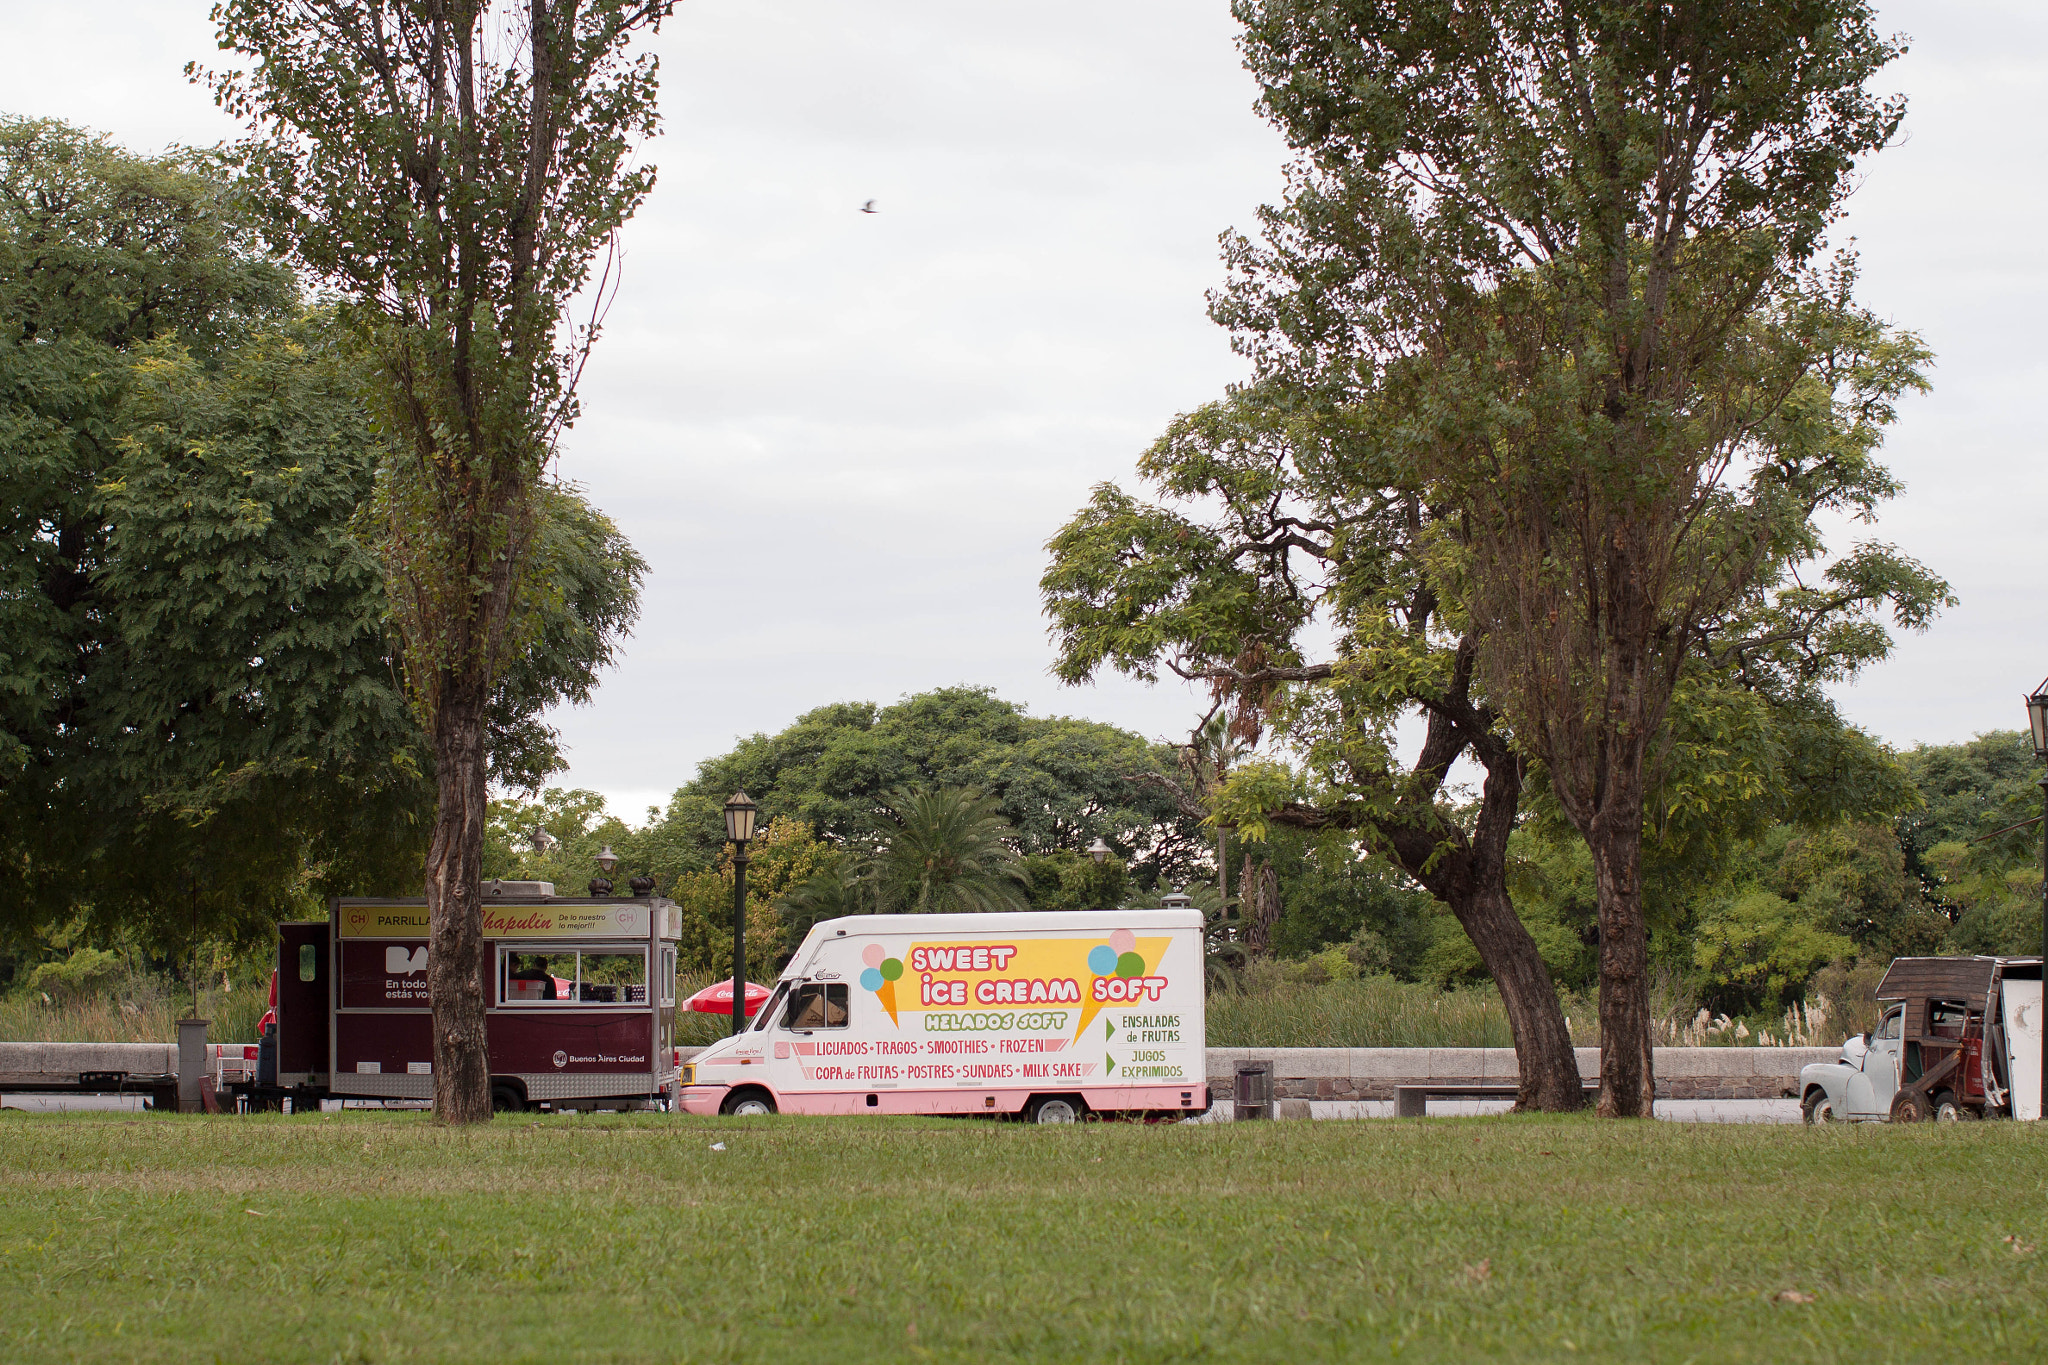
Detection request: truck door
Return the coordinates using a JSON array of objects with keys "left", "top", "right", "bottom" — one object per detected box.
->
[
  {"left": 277, "top": 922, "right": 331, "bottom": 1085},
  {"left": 1850, "top": 1005, "right": 1902, "bottom": 1118},
  {"left": 2002, "top": 977, "right": 2043, "bottom": 1121}
]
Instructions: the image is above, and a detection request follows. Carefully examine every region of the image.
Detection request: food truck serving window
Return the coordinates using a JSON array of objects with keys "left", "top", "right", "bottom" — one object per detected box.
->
[
  {"left": 499, "top": 947, "right": 647, "bottom": 1005},
  {"left": 781, "top": 983, "right": 848, "bottom": 1031}
]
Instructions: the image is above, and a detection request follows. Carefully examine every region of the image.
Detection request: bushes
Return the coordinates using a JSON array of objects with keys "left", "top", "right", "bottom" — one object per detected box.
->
[
  {"left": 23, "top": 947, "right": 124, "bottom": 1001},
  {"left": 1689, "top": 887, "right": 1854, "bottom": 1016}
]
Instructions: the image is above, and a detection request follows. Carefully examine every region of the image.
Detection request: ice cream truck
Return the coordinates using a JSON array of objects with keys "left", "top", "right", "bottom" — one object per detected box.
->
[
  {"left": 253, "top": 889, "right": 684, "bottom": 1112},
  {"left": 677, "top": 908, "right": 1209, "bottom": 1122}
]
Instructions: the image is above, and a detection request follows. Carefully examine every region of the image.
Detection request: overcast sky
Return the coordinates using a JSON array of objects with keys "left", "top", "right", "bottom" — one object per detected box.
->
[{"left": 5, "top": 1, "right": 2042, "bottom": 821}]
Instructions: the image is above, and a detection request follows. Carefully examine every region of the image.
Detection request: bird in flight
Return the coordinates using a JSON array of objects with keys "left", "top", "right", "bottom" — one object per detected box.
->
[{"left": 861, "top": 199, "right": 878, "bottom": 214}]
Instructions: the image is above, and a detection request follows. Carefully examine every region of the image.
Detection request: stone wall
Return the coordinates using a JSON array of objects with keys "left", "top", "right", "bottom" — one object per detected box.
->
[
  {"left": 0, "top": 1041, "right": 176, "bottom": 1077},
  {"left": 1205, "top": 1046, "right": 1837, "bottom": 1102}
]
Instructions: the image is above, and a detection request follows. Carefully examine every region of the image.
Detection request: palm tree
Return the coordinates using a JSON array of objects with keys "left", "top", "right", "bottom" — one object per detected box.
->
[
  {"left": 776, "top": 856, "right": 869, "bottom": 941},
  {"left": 863, "top": 785, "right": 1030, "bottom": 915}
]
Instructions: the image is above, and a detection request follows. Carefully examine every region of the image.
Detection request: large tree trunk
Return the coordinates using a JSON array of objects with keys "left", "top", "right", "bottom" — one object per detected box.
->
[
  {"left": 1274, "top": 648, "right": 1587, "bottom": 1112},
  {"left": 1587, "top": 794, "right": 1655, "bottom": 1118},
  {"left": 1453, "top": 881, "right": 1585, "bottom": 1112},
  {"left": 1239, "top": 855, "right": 1280, "bottom": 956},
  {"left": 1437, "top": 736, "right": 1584, "bottom": 1113},
  {"left": 425, "top": 673, "right": 493, "bottom": 1124}
]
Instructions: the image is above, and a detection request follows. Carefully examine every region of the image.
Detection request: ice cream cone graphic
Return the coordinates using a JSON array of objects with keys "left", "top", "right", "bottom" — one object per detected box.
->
[{"left": 860, "top": 943, "right": 904, "bottom": 1027}]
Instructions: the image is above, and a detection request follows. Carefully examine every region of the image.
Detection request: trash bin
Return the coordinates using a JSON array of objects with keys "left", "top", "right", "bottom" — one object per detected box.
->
[
  {"left": 1234, "top": 1061, "right": 1274, "bottom": 1120},
  {"left": 176, "top": 1016, "right": 210, "bottom": 1114}
]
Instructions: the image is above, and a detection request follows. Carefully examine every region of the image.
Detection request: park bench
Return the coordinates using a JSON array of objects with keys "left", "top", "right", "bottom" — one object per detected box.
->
[{"left": 1393, "top": 1081, "right": 1602, "bottom": 1117}]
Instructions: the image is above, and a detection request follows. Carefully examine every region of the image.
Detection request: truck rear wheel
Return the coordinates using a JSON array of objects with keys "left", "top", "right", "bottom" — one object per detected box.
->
[
  {"left": 1933, "top": 1091, "right": 1962, "bottom": 1124},
  {"left": 1027, "top": 1096, "right": 1082, "bottom": 1125},
  {"left": 1801, "top": 1090, "right": 1836, "bottom": 1125},
  {"left": 491, "top": 1084, "right": 526, "bottom": 1114}
]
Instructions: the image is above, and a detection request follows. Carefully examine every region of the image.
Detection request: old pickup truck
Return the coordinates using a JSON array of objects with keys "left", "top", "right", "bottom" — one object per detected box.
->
[{"left": 1799, "top": 956, "right": 2043, "bottom": 1123}]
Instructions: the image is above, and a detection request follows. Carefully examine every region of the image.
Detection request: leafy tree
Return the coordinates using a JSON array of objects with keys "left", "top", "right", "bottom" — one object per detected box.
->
[
  {"left": 1045, "top": 382, "right": 1590, "bottom": 1108},
  {"left": 1690, "top": 888, "right": 1854, "bottom": 1017},
  {"left": 1769, "top": 821, "right": 1945, "bottom": 959},
  {"left": 1209, "top": 0, "right": 1946, "bottom": 1116},
  {"left": 0, "top": 118, "right": 409, "bottom": 955},
  {"left": 651, "top": 687, "right": 1204, "bottom": 889},
  {"left": 203, "top": 0, "right": 672, "bottom": 1121},
  {"left": 1, "top": 119, "right": 641, "bottom": 992},
  {"left": 1020, "top": 850, "right": 1129, "bottom": 912},
  {"left": 1897, "top": 731, "right": 2047, "bottom": 958}
]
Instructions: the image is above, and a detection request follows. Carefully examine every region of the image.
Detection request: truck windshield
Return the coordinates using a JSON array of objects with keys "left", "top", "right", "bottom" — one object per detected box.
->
[{"left": 751, "top": 981, "right": 789, "bottom": 1032}]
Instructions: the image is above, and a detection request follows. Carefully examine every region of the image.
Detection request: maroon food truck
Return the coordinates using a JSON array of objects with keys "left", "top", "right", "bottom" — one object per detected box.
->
[{"left": 248, "top": 888, "right": 683, "bottom": 1113}]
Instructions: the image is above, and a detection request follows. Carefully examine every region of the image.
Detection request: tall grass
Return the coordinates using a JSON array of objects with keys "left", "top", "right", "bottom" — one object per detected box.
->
[
  {"left": 4, "top": 968, "right": 738, "bottom": 1049},
  {"left": 0, "top": 978, "right": 268, "bottom": 1045},
  {"left": 1207, "top": 976, "right": 1534, "bottom": 1049}
]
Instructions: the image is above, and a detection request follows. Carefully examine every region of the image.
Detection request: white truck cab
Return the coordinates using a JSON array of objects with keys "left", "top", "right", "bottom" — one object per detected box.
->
[
  {"left": 1801, "top": 1003, "right": 1903, "bottom": 1122},
  {"left": 678, "top": 909, "right": 1209, "bottom": 1123}
]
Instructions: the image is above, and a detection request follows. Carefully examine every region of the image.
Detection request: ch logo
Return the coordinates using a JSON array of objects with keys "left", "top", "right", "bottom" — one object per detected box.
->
[{"left": 385, "top": 946, "right": 428, "bottom": 975}]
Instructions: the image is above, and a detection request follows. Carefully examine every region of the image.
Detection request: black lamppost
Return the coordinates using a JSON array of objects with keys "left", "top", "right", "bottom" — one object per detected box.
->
[
  {"left": 2026, "top": 683, "right": 2048, "bottom": 1118},
  {"left": 724, "top": 791, "right": 758, "bottom": 1037}
]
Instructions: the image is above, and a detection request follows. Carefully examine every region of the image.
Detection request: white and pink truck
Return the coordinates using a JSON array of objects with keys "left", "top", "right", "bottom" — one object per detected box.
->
[{"left": 677, "top": 909, "right": 1208, "bottom": 1122}]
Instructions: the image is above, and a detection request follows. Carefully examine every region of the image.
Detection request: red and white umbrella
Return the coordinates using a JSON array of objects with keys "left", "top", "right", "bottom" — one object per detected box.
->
[{"left": 683, "top": 980, "right": 774, "bottom": 1016}]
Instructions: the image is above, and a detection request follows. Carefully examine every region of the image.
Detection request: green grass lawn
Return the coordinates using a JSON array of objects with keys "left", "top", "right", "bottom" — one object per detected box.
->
[{"left": 2, "top": 1111, "right": 2043, "bottom": 1363}]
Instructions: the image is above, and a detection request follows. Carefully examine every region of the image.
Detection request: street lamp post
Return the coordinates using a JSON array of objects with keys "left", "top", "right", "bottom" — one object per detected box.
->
[
  {"left": 1087, "top": 837, "right": 1113, "bottom": 865},
  {"left": 589, "top": 844, "right": 618, "bottom": 898},
  {"left": 2026, "top": 684, "right": 2048, "bottom": 1118},
  {"left": 724, "top": 791, "right": 758, "bottom": 1037}
]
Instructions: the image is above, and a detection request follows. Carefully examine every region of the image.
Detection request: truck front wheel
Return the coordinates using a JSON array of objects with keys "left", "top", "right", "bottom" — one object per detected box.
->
[
  {"left": 721, "top": 1088, "right": 776, "bottom": 1117},
  {"left": 1801, "top": 1090, "right": 1837, "bottom": 1125},
  {"left": 1889, "top": 1090, "right": 1930, "bottom": 1123}
]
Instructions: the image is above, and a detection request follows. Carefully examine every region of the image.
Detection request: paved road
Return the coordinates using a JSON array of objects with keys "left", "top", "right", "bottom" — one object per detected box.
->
[{"left": 1198, "top": 1098, "right": 1802, "bottom": 1123}]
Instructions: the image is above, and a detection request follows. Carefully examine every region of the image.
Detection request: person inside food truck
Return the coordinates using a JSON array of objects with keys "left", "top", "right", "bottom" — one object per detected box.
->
[{"left": 507, "top": 955, "right": 558, "bottom": 1001}]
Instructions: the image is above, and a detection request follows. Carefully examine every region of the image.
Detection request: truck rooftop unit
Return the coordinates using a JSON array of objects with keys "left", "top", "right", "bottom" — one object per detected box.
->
[{"left": 678, "top": 909, "right": 1209, "bottom": 1123}]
